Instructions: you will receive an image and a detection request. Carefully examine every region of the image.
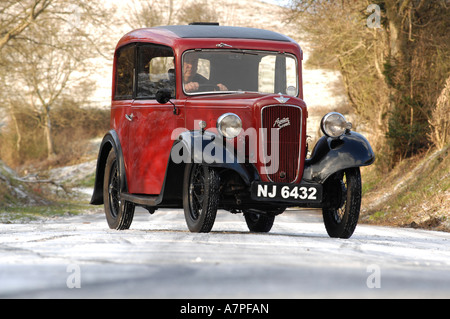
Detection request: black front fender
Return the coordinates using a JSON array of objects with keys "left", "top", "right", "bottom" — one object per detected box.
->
[
  {"left": 171, "top": 130, "right": 254, "bottom": 185},
  {"left": 90, "top": 130, "right": 127, "bottom": 205},
  {"left": 303, "top": 132, "right": 375, "bottom": 183}
]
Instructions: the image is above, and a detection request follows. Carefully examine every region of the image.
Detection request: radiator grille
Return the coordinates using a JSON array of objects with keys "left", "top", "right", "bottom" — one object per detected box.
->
[{"left": 261, "top": 105, "right": 302, "bottom": 183}]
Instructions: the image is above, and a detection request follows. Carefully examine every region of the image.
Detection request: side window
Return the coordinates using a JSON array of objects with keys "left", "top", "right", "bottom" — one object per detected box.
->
[
  {"left": 114, "top": 44, "right": 135, "bottom": 100},
  {"left": 137, "top": 44, "right": 175, "bottom": 99}
]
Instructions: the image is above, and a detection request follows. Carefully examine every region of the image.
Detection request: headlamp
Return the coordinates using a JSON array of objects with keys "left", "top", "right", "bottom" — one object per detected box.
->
[
  {"left": 217, "top": 113, "right": 242, "bottom": 139},
  {"left": 320, "top": 112, "right": 352, "bottom": 138}
]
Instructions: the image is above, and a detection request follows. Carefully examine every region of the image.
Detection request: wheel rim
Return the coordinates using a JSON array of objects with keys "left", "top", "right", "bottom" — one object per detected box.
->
[
  {"left": 188, "top": 165, "right": 205, "bottom": 221},
  {"left": 108, "top": 160, "right": 120, "bottom": 218}
]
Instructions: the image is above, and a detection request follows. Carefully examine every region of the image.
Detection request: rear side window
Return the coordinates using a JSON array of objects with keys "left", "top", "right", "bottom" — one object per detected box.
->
[
  {"left": 114, "top": 44, "right": 135, "bottom": 100},
  {"left": 136, "top": 44, "right": 175, "bottom": 99}
]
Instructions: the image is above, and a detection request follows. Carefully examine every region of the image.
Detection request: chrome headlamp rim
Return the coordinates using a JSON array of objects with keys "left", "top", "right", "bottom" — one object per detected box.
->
[
  {"left": 217, "top": 113, "right": 242, "bottom": 139},
  {"left": 320, "top": 112, "right": 352, "bottom": 138}
]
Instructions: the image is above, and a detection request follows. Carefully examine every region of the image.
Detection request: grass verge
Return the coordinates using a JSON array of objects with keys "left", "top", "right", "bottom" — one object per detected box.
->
[
  {"left": 0, "top": 202, "right": 93, "bottom": 224},
  {"left": 361, "top": 144, "right": 450, "bottom": 232}
]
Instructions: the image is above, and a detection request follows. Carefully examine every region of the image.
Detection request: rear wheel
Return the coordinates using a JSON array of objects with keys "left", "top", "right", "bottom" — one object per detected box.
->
[
  {"left": 103, "top": 149, "right": 135, "bottom": 230},
  {"left": 322, "top": 167, "right": 361, "bottom": 239},
  {"left": 244, "top": 211, "right": 275, "bottom": 233},
  {"left": 183, "top": 163, "right": 220, "bottom": 232}
]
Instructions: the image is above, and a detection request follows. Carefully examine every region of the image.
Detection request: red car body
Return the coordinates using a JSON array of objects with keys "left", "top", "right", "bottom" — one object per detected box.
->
[{"left": 91, "top": 24, "right": 375, "bottom": 238}]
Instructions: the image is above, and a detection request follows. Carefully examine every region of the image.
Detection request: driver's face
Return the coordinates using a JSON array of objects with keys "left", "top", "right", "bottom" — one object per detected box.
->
[{"left": 183, "top": 55, "right": 198, "bottom": 81}]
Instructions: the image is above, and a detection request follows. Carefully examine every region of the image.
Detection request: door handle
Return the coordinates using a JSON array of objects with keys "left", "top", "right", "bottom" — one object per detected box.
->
[{"left": 125, "top": 113, "right": 134, "bottom": 121}]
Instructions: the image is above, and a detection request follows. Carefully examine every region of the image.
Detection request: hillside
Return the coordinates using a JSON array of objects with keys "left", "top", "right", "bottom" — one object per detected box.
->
[
  {"left": 0, "top": 163, "right": 25, "bottom": 207},
  {"left": 361, "top": 145, "right": 450, "bottom": 232},
  {"left": 0, "top": 161, "right": 50, "bottom": 222}
]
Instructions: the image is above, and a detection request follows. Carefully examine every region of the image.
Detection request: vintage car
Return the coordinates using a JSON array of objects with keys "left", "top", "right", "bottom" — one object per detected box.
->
[{"left": 90, "top": 24, "right": 375, "bottom": 238}]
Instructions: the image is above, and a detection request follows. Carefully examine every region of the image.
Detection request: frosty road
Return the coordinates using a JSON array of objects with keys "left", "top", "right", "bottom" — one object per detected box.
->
[{"left": 0, "top": 208, "right": 450, "bottom": 298}]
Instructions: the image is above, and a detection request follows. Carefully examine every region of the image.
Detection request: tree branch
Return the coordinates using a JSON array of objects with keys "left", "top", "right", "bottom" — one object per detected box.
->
[
  {"left": 13, "top": 176, "right": 70, "bottom": 194},
  {"left": 0, "top": 0, "right": 53, "bottom": 50}
]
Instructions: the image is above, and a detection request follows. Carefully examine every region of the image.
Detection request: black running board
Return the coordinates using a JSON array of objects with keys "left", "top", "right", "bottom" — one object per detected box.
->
[{"left": 121, "top": 193, "right": 161, "bottom": 207}]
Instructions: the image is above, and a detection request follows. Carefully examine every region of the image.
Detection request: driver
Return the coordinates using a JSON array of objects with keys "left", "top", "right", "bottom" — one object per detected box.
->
[{"left": 183, "top": 54, "right": 228, "bottom": 92}]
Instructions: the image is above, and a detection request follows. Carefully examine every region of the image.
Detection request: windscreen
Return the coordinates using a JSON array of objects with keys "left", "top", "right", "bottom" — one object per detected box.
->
[{"left": 182, "top": 50, "right": 298, "bottom": 96}]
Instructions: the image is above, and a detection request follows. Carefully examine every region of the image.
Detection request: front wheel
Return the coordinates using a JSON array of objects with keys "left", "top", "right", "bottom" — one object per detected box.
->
[
  {"left": 322, "top": 167, "right": 361, "bottom": 239},
  {"left": 183, "top": 164, "right": 220, "bottom": 232},
  {"left": 103, "top": 149, "right": 135, "bottom": 230}
]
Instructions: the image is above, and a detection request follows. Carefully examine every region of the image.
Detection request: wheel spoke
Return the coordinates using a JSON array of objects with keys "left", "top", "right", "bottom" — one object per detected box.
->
[
  {"left": 332, "top": 172, "right": 349, "bottom": 223},
  {"left": 108, "top": 161, "right": 121, "bottom": 218},
  {"left": 189, "top": 165, "right": 207, "bottom": 220}
]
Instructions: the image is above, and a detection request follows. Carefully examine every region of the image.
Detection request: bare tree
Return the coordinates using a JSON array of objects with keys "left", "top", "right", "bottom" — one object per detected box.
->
[
  {"left": 0, "top": 0, "right": 115, "bottom": 164},
  {"left": 429, "top": 75, "right": 450, "bottom": 150},
  {"left": 123, "top": 0, "right": 219, "bottom": 29},
  {"left": 0, "top": 0, "right": 53, "bottom": 50},
  {"left": 177, "top": 0, "right": 219, "bottom": 25},
  {"left": 123, "top": 0, "right": 176, "bottom": 29},
  {"left": 288, "top": 0, "right": 450, "bottom": 164}
]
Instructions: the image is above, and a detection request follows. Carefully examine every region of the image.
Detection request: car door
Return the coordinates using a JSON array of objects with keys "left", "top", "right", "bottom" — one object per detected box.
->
[
  {"left": 111, "top": 43, "right": 135, "bottom": 189},
  {"left": 127, "top": 43, "right": 184, "bottom": 195}
]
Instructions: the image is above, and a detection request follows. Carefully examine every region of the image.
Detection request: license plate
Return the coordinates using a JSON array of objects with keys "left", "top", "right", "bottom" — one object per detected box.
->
[{"left": 251, "top": 182, "right": 322, "bottom": 203}]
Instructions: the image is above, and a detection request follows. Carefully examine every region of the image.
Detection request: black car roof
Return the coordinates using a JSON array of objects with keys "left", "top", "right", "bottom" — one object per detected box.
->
[{"left": 154, "top": 25, "right": 293, "bottom": 42}]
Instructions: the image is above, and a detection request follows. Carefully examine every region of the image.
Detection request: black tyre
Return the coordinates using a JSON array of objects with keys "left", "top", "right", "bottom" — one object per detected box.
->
[
  {"left": 322, "top": 167, "right": 361, "bottom": 239},
  {"left": 183, "top": 163, "right": 220, "bottom": 232},
  {"left": 244, "top": 211, "right": 275, "bottom": 233},
  {"left": 103, "top": 149, "right": 135, "bottom": 230}
]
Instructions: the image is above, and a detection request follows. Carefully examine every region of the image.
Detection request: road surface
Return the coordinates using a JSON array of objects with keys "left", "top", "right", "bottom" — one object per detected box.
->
[{"left": 0, "top": 208, "right": 449, "bottom": 298}]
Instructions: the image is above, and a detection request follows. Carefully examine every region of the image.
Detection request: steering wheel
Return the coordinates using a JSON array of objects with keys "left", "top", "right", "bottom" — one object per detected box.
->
[{"left": 198, "top": 84, "right": 221, "bottom": 91}]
